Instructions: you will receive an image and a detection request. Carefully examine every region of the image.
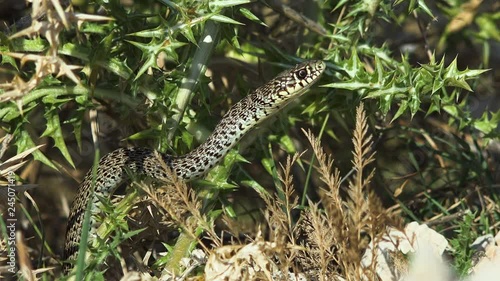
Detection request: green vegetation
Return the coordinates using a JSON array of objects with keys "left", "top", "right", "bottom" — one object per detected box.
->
[{"left": 0, "top": 0, "right": 498, "bottom": 280}]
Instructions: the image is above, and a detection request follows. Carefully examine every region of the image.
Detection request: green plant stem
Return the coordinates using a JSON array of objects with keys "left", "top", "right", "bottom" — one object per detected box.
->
[
  {"left": 165, "top": 220, "right": 198, "bottom": 274},
  {"left": 166, "top": 20, "right": 220, "bottom": 143}
]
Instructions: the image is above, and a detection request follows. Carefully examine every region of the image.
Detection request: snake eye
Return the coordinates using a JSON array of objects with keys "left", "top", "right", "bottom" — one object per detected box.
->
[{"left": 297, "top": 69, "right": 308, "bottom": 79}]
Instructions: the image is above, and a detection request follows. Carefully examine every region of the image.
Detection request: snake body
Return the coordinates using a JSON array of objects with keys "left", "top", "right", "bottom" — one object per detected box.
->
[{"left": 63, "top": 60, "right": 325, "bottom": 273}]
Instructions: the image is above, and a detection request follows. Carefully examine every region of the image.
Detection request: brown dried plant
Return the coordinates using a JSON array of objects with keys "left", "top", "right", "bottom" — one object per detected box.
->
[
  {"left": 79, "top": 152, "right": 220, "bottom": 277},
  {"left": 225, "top": 103, "right": 397, "bottom": 280},
  {"left": 71, "top": 104, "right": 397, "bottom": 280},
  {"left": 290, "top": 103, "right": 397, "bottom": 280},
  {"left": 0, "top": 0, "right": 111, "bottom": 103},
  {"left": 140, "top": 175, "right": 221, "bottom": 250}
]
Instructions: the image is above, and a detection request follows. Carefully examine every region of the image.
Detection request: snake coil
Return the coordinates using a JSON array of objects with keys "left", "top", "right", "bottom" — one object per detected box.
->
[{"left": 63, "top": 60, "right": 325, "bottom": 273}]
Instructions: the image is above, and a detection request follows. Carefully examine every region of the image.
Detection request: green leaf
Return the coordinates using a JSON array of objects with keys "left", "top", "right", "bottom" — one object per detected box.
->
[
  {"left": 408, "top": 88, "right": 420, "bottom": 117},
  {"left": 180, "top": 26, "right": 197, "bottom": 45},
  {"left": 181, "top": 130, "right": 194, "bottom": 150},
  {"left": 230, "top": 30, "right": 241, "bottom": 51},
  {"left": 241, "top": 179, "right": 270, "bottom": 198},
  {"left": 391, "top": 100, "right": 408, "bottom": 122},
  {"left": 323, "top": 81, "right": 372, "bottom": 91},
  {"left": 476, "top": 14, "right": 500, "bottom": 41},
  {"left": 204, "top": 149, "right": 242, "bottom": 188},
  {"left": 195, "top": 179, "right": 237, "bottom": 190},
  {"left": 443, "top": 104, "right": 459, "bottom": 119},
  {"left": 209, "top": 14, "right": 244, "bottom": 25},
  {"left": 127, "top": 127, "right": 163, "bottom": 141},
  {"left": 431, "top": 75, "right": 444, "bottom": 94},
  {"left": 450, "top": 212, "right": 476, "bottom": 276},
  {"left": 0, "top": 102, "right": 26, "bottom": 122},
  {"left": 239, "top": 8, "right": 267, "bottom": 27},
  {"left": 12, "top": 37, "right": 48, "bottom": 52},
  {"left": 72, "top": 112, "right": 84, "bottom": 152},
  {"left": 209, "top": 0, "right": 251, "bottom": 10},
  {"left": 473, "top": 110, "right": 500, "bottom": 134},
  {"left": 60, "top": 43, "right": 133, "bottom": 79},
  {"left": 426, "top": 95, "right": 442, "bottom": 116},
  {"left": 126, "top": 39, "right": 162, "bottom": 79},
  {"left": 126, "top": 39, "right": 185, "bottom": 80},
  {"left": 41, "top": 108, "right": 76, "bottom": 168},
  {"left": 80, "top": 22, "right": 110, "bottom": 34},
  {"left": 0, "top": 52, "right": 18, "bottom": 70},
  {"left": 41, "top": 95, "right": 73, "bottom": 105},
  {"left": 417, "top": 0, "right": 434, "bottom": 18},
  {"left": 279, "top": 134, "right": 296, "bottom": 154},
  {"left": 366, "top": 85, "right": 410, "bottom": 98},
  {"left": 221, "top": 202, "right": 237, "bottom": 217},
  {"left": 379, "top": 93, "right": 393, "bottom": 115},
  {"left": 16, "top": 130, "right": 57, "bottom": 170},
  {"left": 122, "top": 228, "right": 146, "bottom": 240},
  {"left": 128, "top": 26, "right": 165, "bottom": 39},
  {"left": 261, "top": 158, "right": 275, "bottom": 177},
  {"left": 445, "top": 78, "right": 472, "bottom": 91},
  {"left": 457, "top": 68, "right": 490, "bottom": 80}
]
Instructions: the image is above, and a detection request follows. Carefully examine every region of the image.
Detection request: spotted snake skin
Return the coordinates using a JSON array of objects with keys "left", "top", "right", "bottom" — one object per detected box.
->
[{"left": 63, "top": 60, "right": 325, "bottom": 273}]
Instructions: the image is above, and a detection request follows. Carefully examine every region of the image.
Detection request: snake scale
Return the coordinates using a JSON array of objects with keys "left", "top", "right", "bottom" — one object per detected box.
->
[{"left": 63, "top": 60, "right": 325, "bottom": 273}]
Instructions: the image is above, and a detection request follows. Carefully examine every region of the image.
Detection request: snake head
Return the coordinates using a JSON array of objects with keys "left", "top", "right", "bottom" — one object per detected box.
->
[
  {"left": 277, "top": 60, "right": 325, "bottom": 96},
  {"left": 264, "top": 60, "right": 325, "bottom": 107}
]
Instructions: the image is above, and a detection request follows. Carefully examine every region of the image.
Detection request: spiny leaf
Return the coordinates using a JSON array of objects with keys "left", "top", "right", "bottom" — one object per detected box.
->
[
  {"left": 204, "top": 149, "right": 242, "bottom": 189},
  {"left": 239, "top": 8, "right": 267, "bottom": 27},
  {"left": 16, "top": 130, "right": 57, "bottom": 170},
  {"left": 41, "top": 108, "right": 75, "bottom": 168},
  {"left": 208, "top": 0, "right": 251, "bottom": 10},
  {"left": 60, "top": 43, "right": 133, "bottom": 79},
  {"left": 209, "top": 14, "right": 244, "bottom": 25},
  {"left": 473, "top": 110, "right": 500, "bottom": 134}
]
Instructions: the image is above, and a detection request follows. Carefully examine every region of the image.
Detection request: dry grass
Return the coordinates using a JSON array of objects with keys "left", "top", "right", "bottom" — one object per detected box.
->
[
  {"left": 1, "top": 100, "right": 403, "bottom": 280},
  {"left": 1, "top": 1, "right": 497, "bottom": 280},
  {"left": 147, "top": 103, "right": 398, "bottom": 280},
  {"left": 290, "top": 104, "right": 398, "bottom": 280},
  {"left": 63, "top": 103, "right": 399, "bottom": 280}
]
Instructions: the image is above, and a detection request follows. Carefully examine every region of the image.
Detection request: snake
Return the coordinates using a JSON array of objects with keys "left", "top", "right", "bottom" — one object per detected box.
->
[{"left": 63, "top": 60, "right": 325, "bottom": 273}]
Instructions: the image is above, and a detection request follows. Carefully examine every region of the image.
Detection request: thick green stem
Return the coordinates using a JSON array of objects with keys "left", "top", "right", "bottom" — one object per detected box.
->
[{"left": 166, "top": 20, "right": 220, "bottom": 144}]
